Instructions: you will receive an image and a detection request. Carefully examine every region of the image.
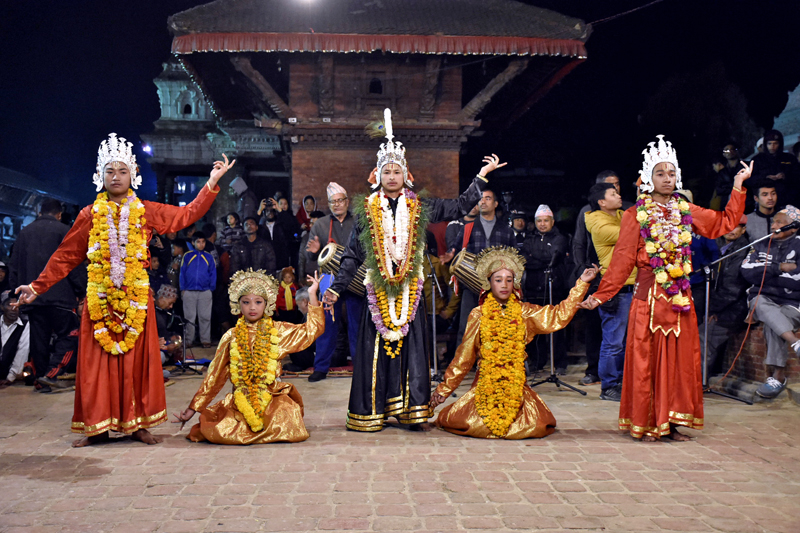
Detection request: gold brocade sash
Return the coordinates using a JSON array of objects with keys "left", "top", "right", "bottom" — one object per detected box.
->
[{"left": 634, "top": 268, "right": 681, "bottom": 337}]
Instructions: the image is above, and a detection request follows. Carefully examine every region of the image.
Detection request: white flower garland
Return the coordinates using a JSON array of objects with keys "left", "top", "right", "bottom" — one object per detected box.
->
[{"left": 378, "top": 190, "right": 410, "bottom": 275}]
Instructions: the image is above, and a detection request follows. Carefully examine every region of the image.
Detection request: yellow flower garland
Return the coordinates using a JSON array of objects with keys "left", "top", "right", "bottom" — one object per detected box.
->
[
  {"left": 375, "top": 277, "right": 420, "bottom": 359},
  {"left": 86, "top": 190, "right": 149, "bottom": 355},
  {"left": 475, "top": 293, "right": 527, "bottom": 437},
  {"left": 229, "top": 316, "right": 280, "bottom": 432}
]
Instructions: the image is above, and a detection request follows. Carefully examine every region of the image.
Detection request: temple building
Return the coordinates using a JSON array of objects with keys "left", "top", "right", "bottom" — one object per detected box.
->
[{"left": 153, "top": 0, "right": 590, "bottom": 214}]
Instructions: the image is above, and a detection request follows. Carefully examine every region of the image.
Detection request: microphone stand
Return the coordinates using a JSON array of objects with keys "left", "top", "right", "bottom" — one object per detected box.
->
[
  {"left": 696, "top": 229, "right": 785, "bottom": 405},
  {"left": 530, "top": 264, "right": 587, "bottom": 396},
  {"left": 426, "top": 254, "right": 445, "bottom": 383}
]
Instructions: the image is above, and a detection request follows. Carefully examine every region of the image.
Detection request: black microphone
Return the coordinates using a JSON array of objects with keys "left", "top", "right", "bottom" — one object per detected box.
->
[
  {"left": 547, "top": 250, "right": 563, "bottom": 269},
  {"left": 774, "top": 221, "right": 800, "bottom": 233}
]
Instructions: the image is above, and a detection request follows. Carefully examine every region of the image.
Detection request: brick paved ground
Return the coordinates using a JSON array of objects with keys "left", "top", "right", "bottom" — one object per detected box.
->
[{"left": 1, "top": 361, "right": 799, "bottom": 533}]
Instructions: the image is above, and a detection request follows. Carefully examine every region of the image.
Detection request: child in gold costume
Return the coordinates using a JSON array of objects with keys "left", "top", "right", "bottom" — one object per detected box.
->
[
  {"left": 176, "top": 270, "right": 324, "bottom": 444},
  {"left": 430, "top": 247, "right": 598, "bottom": 439}
]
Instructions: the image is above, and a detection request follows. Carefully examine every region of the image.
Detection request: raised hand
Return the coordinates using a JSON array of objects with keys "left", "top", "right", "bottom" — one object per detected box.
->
[
  {"left": 429, "top": 392, "right": 447, "bottom": 412},
  {"left": 733, "top": 160, "right": 754, "bottom": 189},
  {"left": 579, "top": 263, "right": 600, "bottom": 282},
  {"left": 322, "top": 290, "right": 338, "bottom": 313},
  {"left": 578, "top": 295, "right": 601, "bottom": 310},
  {"left": 208, "top": 153, "right": 236, "bottom": 189},
  {"left": 306, "top": 235, "right": 321, "bottom": 254},
  {"left": 173, "top": 408, "right": 196, "bottom": 431},
  {"left": 478, "top": 154, "right": 507, "bottom": 178},
  {"left": 307, "top": 271, "right": 322, "bottom": 306},
  {"left": 13, "top": 285, "right": 37, "bottom": 307}
]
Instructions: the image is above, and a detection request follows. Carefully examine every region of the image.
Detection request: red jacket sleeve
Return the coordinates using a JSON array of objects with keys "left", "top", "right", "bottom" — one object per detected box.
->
[
  {"left": 691, "top": 187, "right": 746, "bottom": 239},
  {"left": 143, "top": 183, "right": 220, "bottom": 236},
  {"left": 592, "top": 207, "right": 640, "bottom": 304},
  {"left": 30, "top": 207, "right": 92, "bottom": 296}
]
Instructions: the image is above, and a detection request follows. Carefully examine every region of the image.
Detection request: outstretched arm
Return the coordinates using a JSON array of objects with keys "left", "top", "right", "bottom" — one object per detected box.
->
[
  {"left": 16, "top": 207, "right": 93, "bottom": 305},
  {"left": 425, "top": 155, "right": 507, "bottom": 223},
  {"left": 187, "top": 331, "right": 234, "bottom": 413},
  {"left": 145, "top": 155, "right": 235, "bottom": 236},
  {"left": 527, "top": 273, "right": 593, "bottom": 334},
  {"left": 431, "top": 308, "right": 481, "bottom": 409}
]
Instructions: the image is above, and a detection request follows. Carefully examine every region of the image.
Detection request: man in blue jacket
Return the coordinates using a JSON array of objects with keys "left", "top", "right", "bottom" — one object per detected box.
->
[
  {"left": 740, "top": 206, "right": 800, "bottom": 399},
  {"left": 180, "top": 232, "right": 217, "bottom": 348}
]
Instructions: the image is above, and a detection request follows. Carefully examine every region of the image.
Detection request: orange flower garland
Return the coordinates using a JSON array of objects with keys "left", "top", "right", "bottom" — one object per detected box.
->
[
  {"left": 475, "top": 293, "right": 527, "bottom": 437},
  {"left": 230, "top": 316, "right": 280, "bottom": 432},
  {"left": 364, "top": 191, "right": 423, "bottom": 287},
  {"left": 86, "top": 190, "right": 149, "bottom": 355}
]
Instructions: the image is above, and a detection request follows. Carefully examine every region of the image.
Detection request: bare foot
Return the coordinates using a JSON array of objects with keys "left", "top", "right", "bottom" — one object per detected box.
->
[
  {"left": 640, "top": 435, "right": 658, "bottom": 442},
  {"left": 665, "top": 427, "right": 691, "bottom": 442},
  {"left": 131, "top": 429, "right": 164, "bottom": 445},
  {"left": 72, "top": 431, "right": 111, "bottom": 448},
  {"left": 408, "top": 422, "right": 433, "bottom": 432}
]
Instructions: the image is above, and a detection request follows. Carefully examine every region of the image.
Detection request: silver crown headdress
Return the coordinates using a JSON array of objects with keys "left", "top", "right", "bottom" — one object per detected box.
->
[
  {"left": 92, "top": 133, "right": 143, "bottom": 192},
  {"left": 639, "top": 135, "right": 682, "bottom": 193},
  {"left": 373, "top": 109, "right": 410, "bottom": 190}
]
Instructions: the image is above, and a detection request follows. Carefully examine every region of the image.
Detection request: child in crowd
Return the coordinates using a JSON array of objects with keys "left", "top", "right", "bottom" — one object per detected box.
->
[
  {"left": 175, "top": 269, "right": 324, "bottom": 444},
  {"left": 179, "top": 232, "right": 217, "bottom": 348},
  {"left": 275, "top": 266, "right": 300, "bottom": 323}
]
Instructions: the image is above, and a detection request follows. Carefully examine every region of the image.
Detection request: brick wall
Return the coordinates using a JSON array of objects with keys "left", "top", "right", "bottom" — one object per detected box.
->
[
  {"left": 291, "top": 148, "right": 460, "bottom": 212},
  {"left": 722, "top": 325, "right": 800, "bottom": 382}
]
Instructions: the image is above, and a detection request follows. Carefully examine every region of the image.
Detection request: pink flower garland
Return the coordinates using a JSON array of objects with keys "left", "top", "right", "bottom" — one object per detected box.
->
[{"left": 365, "top": 276, "right": 424, "bottom": 340}]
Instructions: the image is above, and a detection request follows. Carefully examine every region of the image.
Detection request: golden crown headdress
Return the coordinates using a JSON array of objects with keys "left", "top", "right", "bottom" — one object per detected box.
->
[
  {"left": 639, "top": 135, "right": 682, "bottom": 193},
  {"left": 228, "top": 269, "right": 278, "bottom": 316},
  {"left": 92, "top": 133, "right": 142, "bottom": 192},
  {"left": 366, "top": 108, "right": 410, "bottom": 189},
  {"left": 476, "top": 246, "right": 526, "bottom": 291}
]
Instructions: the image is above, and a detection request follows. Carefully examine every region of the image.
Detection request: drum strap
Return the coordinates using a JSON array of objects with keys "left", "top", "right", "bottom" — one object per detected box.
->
[
  {"left": 462, "top": 221, "right": 475, "bottom": 250},
  {"left": 328, "top": 218, "right": 336, "bottom": 244}
]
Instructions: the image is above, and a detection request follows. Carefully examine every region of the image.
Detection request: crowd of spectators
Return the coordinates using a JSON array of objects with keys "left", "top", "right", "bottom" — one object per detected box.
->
[{"left": 3, "top": 129, "right": 800, "bottom": 399}]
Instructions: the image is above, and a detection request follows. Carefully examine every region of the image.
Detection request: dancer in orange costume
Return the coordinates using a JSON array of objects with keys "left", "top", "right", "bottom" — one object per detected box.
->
[
  {"left": 15, "top": 133, "right": 235, "bottom": 447},
  {"left": 579, "top": 136, "right": 752, "bottom": 441}
]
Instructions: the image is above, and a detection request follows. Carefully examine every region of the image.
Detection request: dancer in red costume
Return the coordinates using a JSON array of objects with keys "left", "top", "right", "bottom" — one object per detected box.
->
[
  {"left": 15, "top": 133, "right": 235, "bottom": 447},
  {"left": 579, "top": 136, "right": 752, "bottom": 442}
]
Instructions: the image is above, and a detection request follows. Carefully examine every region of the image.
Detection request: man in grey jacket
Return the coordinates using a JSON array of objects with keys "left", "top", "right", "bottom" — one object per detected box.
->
[{"left": 302, "top": 182, "right": 361, "bottom": 382}]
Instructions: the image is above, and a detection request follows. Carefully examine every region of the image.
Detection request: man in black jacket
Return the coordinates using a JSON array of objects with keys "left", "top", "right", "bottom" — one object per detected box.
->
[
  {"left": 9, "top": 199, "right": 84, "bottom": 391},
  {"left": 229, "top": 217, "right": 277, "bottom": 276},
  {"left": 698, "top": 215, "right": 750, "bottom": 375},
  {"left": 523, "top": 204, "right": 570, "bottom": 374},
  {"left": 751, "top": 130, "right": 799, "bottom": 205}
]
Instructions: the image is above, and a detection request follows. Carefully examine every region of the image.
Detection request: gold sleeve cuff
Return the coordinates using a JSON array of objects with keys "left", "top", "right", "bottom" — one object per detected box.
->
[
  {"left": 206, "top": 182, "right": 220, "bottom": 194},
  {"left": 733, "top": 186, "right": 744, "bottom": 193},
  {"left": 327, "top": 289, "right": 340, "bottom": 298},
  {"left": 590, "top": 295, "right": 603, "bottom": 305},
  {"left": 29, "top": 284, "right": 39, "bottom": 296},
  {"left": 476, "top": 174, "right": 488, "bottom": 182}
]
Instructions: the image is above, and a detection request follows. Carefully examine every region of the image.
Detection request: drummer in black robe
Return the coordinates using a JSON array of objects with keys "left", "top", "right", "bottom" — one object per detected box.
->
[{"left": 323, "top": 108, "right": 506, "bottom": 431}]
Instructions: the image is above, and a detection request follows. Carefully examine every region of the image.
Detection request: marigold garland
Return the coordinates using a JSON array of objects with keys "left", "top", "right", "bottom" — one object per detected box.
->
[
  {"left": 86, "top": 189, "right": 149, "bottom": 355},
  {"left": 365, "top": 274, "right": 423, "bottom": 358},
  {"left": 354, "top": 188, "right": 428, "bottom": 353},
  {"left": 635, "top": 193, "right": 693, "bottom": 312},
  {"left": 475, "top": 293, "right": 527, "bottom": 437},
  {"left": 229, "top": 316, "right": 280, "bottom": 432}
]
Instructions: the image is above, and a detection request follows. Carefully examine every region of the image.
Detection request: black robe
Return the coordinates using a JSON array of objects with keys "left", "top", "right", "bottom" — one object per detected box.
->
[{"left": 329, "top": 177, "right": 486, "bottom": 431}]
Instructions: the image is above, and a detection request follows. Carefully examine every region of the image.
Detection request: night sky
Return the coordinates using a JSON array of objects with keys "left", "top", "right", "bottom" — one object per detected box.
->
[{"left": 2, "top": 0, "right": 799, "bottom": 207}]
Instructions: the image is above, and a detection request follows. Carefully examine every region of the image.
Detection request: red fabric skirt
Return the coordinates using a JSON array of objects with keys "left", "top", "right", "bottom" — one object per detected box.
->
[
  {"left": 619, "top": 291, "right": 704, "bottom": 439},
  {"left": 71, "top": 295, "right": 167, "bottom": 436}
]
